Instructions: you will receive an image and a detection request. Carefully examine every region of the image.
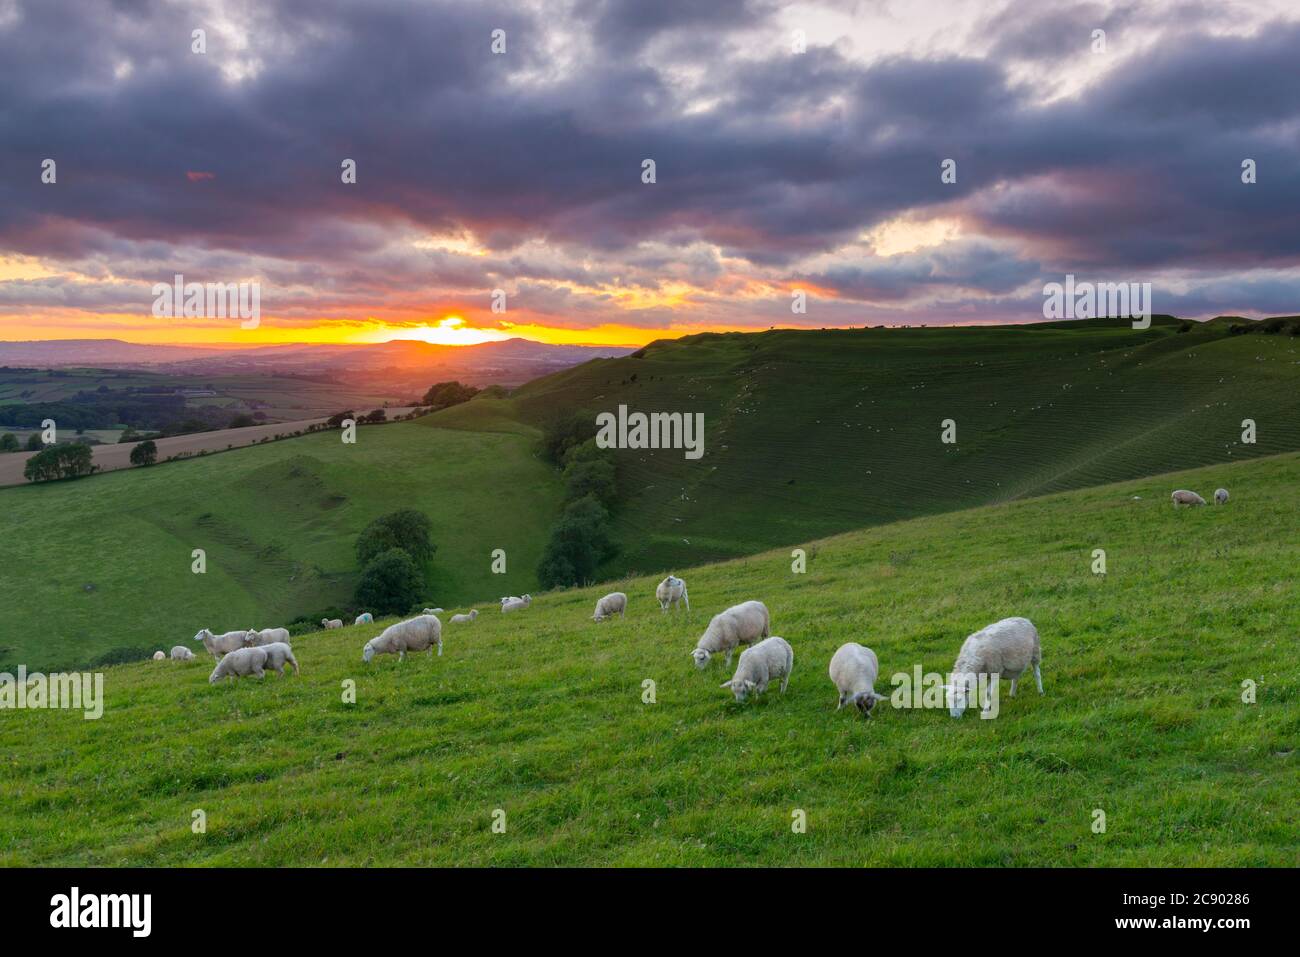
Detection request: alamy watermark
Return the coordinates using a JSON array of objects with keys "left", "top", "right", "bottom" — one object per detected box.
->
[
  {"left": 1043, "top": 274, "right": 1151, "bottom": 329},
  {"left": 595, "top": 404, "right": 704, "bottom": 460},
  {"left": 152, "top": 273, "right": 260, "bottom": 329},
  {"left": 1, "top": 666, "right": 104, "bottom": 719}
]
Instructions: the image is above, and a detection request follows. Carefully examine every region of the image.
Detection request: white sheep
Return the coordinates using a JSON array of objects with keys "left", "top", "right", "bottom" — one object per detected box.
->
[
  {"left": 691, "top": 600, "right": 770, "bottom": 668},
  {"left": 258, "top": 641, "right": 299, "bottom": 676},
  {"left": 449, "top": 610, "right": 478, "bottom": 624},
  {"left": 720, "top": 635, "right": 793, "bottom": 702},
  {"left": 829, "top": 642, "right": 885, "bottom": 716},
  {"left": 423, "top": 608, "right": 444, "bottom": 615},
  {"left": 1214, "top": 488, "right": 1229, "bottom": 505},
  {"left": 244, "top": 627, "right": 291, "bottom": 647},
  {"left": 194, "top": 628, "right": 249, "bottom": 659},
  {"left": 592, "top": 592, "right": 627, "bottom": 621},
  {"left": 321, "top": 618, "right": 344, "bottom": 629},
  {"left": 1171, "top": 489, "right": 1206, "bottom": 507},
  {"left": 655, "top": 575, "right": 689, "bottom": 612},
  {"left": 208, "top": 646, "right": 268, "bottom": 683},
  {"left": 363, "top": 614, "right": 442, "bottom": 663},
  {"left": 946, "top": 617, "right": 1043, "bottom": 718},
  {"left": 355, "top": 612, "right": 374, "bottom": 625},
  {"left": 501, "top": 595, "right": 532, "bottom": 613},
  {"left": 170, "top": 645, "right": 195, "bottom": 662},
  {"left": 152, "top": 650, "right": 166, "bottom": 661}
]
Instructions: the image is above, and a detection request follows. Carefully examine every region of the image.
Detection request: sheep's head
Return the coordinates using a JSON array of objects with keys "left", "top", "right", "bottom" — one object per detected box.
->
[
  {"left": 469, "top": 610, "right": 478, "bottom": 620},
  {"left": 362, "top": 640, "right": 376, "bottom": 663},
  {"left": 208, "top": 667, "right": 222, "bottom": 684},
  {"left": 721, "top": 678, "right": 757, "bottom": 702},
  {"left": 691, "top": 648, "right": 710, "bottom": 669},
  {"left": 946, "top": 674, "right": 977, "bottom": 718},
  {"left": 193, "top": 629, "right": 209, "bottom": 643},
  {"left": 851, "top": 690, "right": 884, "bottom": 716}
]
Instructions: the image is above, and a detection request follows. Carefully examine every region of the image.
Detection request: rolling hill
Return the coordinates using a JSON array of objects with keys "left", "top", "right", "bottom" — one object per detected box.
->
[{"left": 2, "top": 451, "right": 1295, "bottom": 866}]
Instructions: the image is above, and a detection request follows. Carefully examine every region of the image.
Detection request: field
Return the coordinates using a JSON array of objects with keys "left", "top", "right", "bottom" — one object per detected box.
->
[
  {"left": 0, "top": 417, "right": 561, "bottom": 672},
  {"left": 503, "top": 317, "right": 1300, "bottom": 575},
  {"left": 2, "top": 451, "right": 1295, "bottom": 866}
]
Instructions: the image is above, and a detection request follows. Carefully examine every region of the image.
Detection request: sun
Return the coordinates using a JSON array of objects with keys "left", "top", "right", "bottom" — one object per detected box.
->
[{"left": 401, "top": 316, "right": 511, "bottom": 346}]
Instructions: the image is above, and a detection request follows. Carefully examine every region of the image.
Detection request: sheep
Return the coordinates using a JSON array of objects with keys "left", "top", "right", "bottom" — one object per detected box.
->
[
  {"left": 170, "top": 645, "right": 196, "bottom": 662},
  {"left": 720, "top": 635, "right": 793, "bottom": 702},
  {"left": 691, "top": 600, "right": 770, "bottom": 669},
  {"left": 1171, "top": 489, "right": 1206, "bottom": 507},
  {"left": 193, "top": 628, "right": 249, "bottom": 659},
  {"left": 258, "top": 641, "right": 299, "bottom": 676},
  {"left": 422, "top": 608, "right": 444, "bottom": 615},
  {"left": 655, "top": 575, "right": 690, "bottom": 612},
  {"left": 946, "top": 617, "right": 1043, "bottom": 718},
  {"left": 321, "top": 618, "right": 344, "bottom": 629},
  {"left": 1214, "top": 488, "right": 1229, "bottom": 505},
  {"left": 208, "top": 646, "right": 268, "bottom": 683},
  {"left": 449, "top": 610, "right": 478, "bottom": 624},
  {"left": 244, "top": 627, "right": 291, "bottom": 647},
  {"left": 355, "top": 612, "right": 374, "bottom": 625},
  {"left": 152, "top": 650, "right": 166, "bottom": 661},
  {"left": 502, "top": 595, "right": 532, "bottom": 613},
  {"left": 829, "top": 642, "right": 886, "bottom": 716},
  {"left": 592, "top": 592, "right": 627, "bottom": 621},
  {"left": 363, "top": 614, "right": 442, "bottom": 663}
]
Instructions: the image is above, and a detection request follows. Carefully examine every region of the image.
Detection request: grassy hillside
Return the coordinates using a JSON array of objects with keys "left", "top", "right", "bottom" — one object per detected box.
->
[
  {"left": 500, "top": 317, "right": 1300, "bottom": 576},
  {"left": 0, "top": 420, "right": 561, "bottom": 671},
  {"left": 3, "top": 451, "right": 1294, "bottom": 866}
]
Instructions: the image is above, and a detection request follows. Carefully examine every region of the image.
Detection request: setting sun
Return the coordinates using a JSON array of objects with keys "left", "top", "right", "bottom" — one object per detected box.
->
[{"left": 393, "top": 316, "right": 512, "bottom": 347}]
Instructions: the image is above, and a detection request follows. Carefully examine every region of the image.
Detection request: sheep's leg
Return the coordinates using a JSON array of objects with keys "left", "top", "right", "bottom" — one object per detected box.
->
[
  {"left": 1009, "top": 677, "right": 1018, "bottom": 697},
  {"left": 724, "top": 649, "right": 733, "bottom": 667},
  {"left": 1034, "top": 662, "right": 1043, "bottom": 694},
  {"left": 779, "top": 674, "right": 789, "bottom": 693}
]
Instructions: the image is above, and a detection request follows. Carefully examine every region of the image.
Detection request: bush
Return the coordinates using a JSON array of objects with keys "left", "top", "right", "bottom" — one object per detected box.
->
[
  {"left": 362, "top": 409, "right": 387, "bottom": 424},
  {"left": 326, "top": 410, "right": 355, "bottom": 428},
  {"left": 540, "top": 409, "right": 597, "bottom": 465},
  {"left": 229, "top": 413, "right": 257, "bottom": 428},
  {"left": 354, "top": 548, "right": 425, "bottom": 616},
  {"left": 23, "top": 443, "right": 95, "bottom": 482},
  {"left": 536, "top": 495, "right": 618, "bottom": 588},
  {"left": 25, "top": 433, "right": 42, "bottom": 451},
  {"left": 129, "top": 439, "right": 158, "bottom": 467},
  {"left": 421, "top": 380, "right": 480, "bottom": 411},
  {"left": 356, "top": 509, "right": 436, "bottom": 566},
  {"left": 0, "top": 433, "right": 18, "bottom": 453},
  {"left": 563, "top": 457, "right": 618, "bottom": 508}
]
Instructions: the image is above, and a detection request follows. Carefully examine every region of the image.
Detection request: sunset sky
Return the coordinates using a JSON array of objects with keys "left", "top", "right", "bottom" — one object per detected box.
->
[{"left": 2, "top": 0, "right": 1299, "bottom": 347}]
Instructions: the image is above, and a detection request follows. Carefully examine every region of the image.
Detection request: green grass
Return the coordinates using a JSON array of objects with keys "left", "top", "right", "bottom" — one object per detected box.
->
[
  {"left": 506, "top": 317, "right": 1300, "bottom": 576},
  {"left": 3, "top": 451, "right": 1294, "bottom": 866},
  {"left": 0, "top": 421, "right": 561, "bottom": 671}
]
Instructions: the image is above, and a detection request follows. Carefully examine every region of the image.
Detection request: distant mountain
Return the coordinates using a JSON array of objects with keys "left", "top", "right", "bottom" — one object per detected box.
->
[{"left": 0, "top": 339, "right": 232, "bottom": 365}]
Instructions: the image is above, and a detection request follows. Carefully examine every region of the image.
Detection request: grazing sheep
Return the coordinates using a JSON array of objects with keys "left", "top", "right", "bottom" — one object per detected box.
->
[
  {"left": 363, "top": 614, "right": 442, "bottom": 663},
  {"left": 170, "top": 645, "right": 195, "bottom": 662},
  {"left": 258, "top": 641, "right": 299, "bottom": 676},
  {"left": 691, "top": 600, "right": 770, "bottom": 669},
  {"left": 502, "top": 595, "right": 532, "bottom": 613},
  {"left": 193, "top": 628, "right": 249, "bottom": 659},
  {"left": 152, "top": 650, "right": 166, "bottom": 661},
  {"left": 829, "top": 643, "right": 885, "bottom": 716},
  {"left": 244, "top": 627, "right": 291, "bottom": 647},
  {"left": 1214, "top": 488, "right": 1229, "bottom": 505},
  {"left": 208, "top": 646, "right": 268, "bottom": 683},
  {"left": 321, "top": 618, "right": 343, "bottom": 629},
  {"left": 655, "top": 575, "right": 690, "bottom": 612},
  {"left": 449, "top": 610, "right": 478, "bottom": 624},
  {"left": 1171, "top": 489, "right": 1206, "bottom": 507},
  {"left": 423, "top": 608, "right": 444, "bottom": 615},
  {"left": 355, "top": 612, "right": 374, "bottom": 625},
  {"left": 592, "top": 592, "right": 628, "bottom": 621},
  {"left": 720, "top": 636, "right": 793, "bottom": 703},
  {"left": 946, "top": 617, "right": 1043, "bottom": 718}
]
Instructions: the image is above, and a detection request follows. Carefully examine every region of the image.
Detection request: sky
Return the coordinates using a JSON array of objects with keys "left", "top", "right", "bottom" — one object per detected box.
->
[{"left": 1, "top": 0, "right": 1298, "bottom": 347}]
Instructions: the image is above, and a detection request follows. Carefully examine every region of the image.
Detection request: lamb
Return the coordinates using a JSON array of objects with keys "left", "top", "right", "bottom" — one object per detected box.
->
[
  {"left": 244, "top": 627, "right": 291, "bottom": 647},
  {"left": 355, "top": 612, "right": 374, "bottom": 625},
  {"left": 152, "top": 650, "right": 166, "bottom": 661},
  {"left": 655, "top": 575, "right": 689, "bottom": 612},
  {"left": 208, "top": 646, "right": 268, "bottom": 683},
  {"left": 194, "top": 628, "right": 249, "bottom": 659},
  {"left": 721, "top": 636, "right": 793, "bottom": 703},
  {"left": 449, "top": 610, "right": 478, "bottom": 624},
  {"left": 258, "top": 641, "right": 299, "bottom": 676},
  {"left": 829, "top": 642, "right": 885, "bottom": 716},
  {"left": 946, "top": 617, "right": 1043, "bottom": 718},
  {"left": 1171, "top": 489, "right": 1206, "bottom": 507},
  {"left": 363, "top": 614, "right": 442, "bottom": 663},
  {"left": 592, "top": 592, "right": 627, "bottom": 621},
  {"left": 321, "top": 618, "right": 344, "bottom": 629},
  {"left": 501, "top": 595, "right": 532, "bottom": 613},
  {"left": 170, "top": 645, "right": 196, "bottom": 662},
  {"left": 691, "top": 600, "right": 770, "bottom": 668},
  {"left": 1214, "top": 488, "right": 1229, "bottom": 505},
  {"left": 422, "top": 608, "right": 444, "bottom": 615}
]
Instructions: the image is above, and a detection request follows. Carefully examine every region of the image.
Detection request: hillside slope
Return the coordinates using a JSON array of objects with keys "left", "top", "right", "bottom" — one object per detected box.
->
[
  {"left": 0, "top": 420, "right": 561, "bottom": 671},
  {"left": 501, "top": 318, "right": 1300, "bottom": 576},
  {"left": 3, "top": 451, "right": 1295, "bottom": 866}
]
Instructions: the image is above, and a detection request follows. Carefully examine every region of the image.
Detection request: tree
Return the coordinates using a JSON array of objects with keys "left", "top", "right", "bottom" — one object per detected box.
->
[
  {"left": 129, "top": 439, "right": 158, "bottom": 467},
  {"left": 356, "top": 509, "right": 436, "bottom": 566},
  {"left": 354, "top": 548, "right": 425, "bottom": 615},
  {"left": 563, "top": 457, "right": 618, "bottom": 508},
  {"left": 420, "top": 380, "right": 479, "bottom": 411},
  {"left": 25, "top": 432, "right": 42, "bottom": 451},
  {"left": 536, "top": 495, "right": 617, "bottom": 588},
  {"left": 229, "top": 413, "right": 256, "bottom": 428},
  {"left": 362, "top": 409, "right": 387, "bottom": 424},
  {"left": 539, "top": 409, "right": 597, "bottom": 465},
  {"left": 23, "top": 443, "right": 96, "bottom": 482},
  {"left": 0, "top": 433, "right": 18, "bottom": 453},
  {"left": 326, "top": 410, "right": 355, "bottom": 428}
]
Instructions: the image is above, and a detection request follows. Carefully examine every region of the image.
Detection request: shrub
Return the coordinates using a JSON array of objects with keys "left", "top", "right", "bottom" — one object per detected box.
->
[
  {"left": 540, "top": 409, "right": 597, "bottom": 465},
  {"left": 354, "top": 548, "right": 425, "bottom": 616},
  {"left": 536, "top": 495, "right": 618, "bottom": 588},
  {"left": 23, "top": 443, "right": 95, "bottom": 482},
  {"left": 421, "top": 381, "right": 480, "bottom": 410},
  {"left": 0, "top": 433, "right": 18, "bottom": 453},
  {"left": 129, "top": 439, "right": 158, "bottom": 467},
  {"left": 356, "top": 509, "right": 436, "bottom": 566}
]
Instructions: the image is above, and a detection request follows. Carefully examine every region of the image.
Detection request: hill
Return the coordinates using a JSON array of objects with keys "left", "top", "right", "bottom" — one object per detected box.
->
[
  {"left": 2, "top": 451, "right": 1295, "bottom": 865},
  {"left": 0, "top": 418, "right": 561, "bottom": 672},
  {"left": 492, "top": 316, "right": 1300, "bottom": 576}
]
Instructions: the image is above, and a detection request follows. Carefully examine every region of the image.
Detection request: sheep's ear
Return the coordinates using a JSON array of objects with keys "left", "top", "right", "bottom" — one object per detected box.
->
[{"left": 719, "top": 680, "right": 732, "bottom": 689}]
